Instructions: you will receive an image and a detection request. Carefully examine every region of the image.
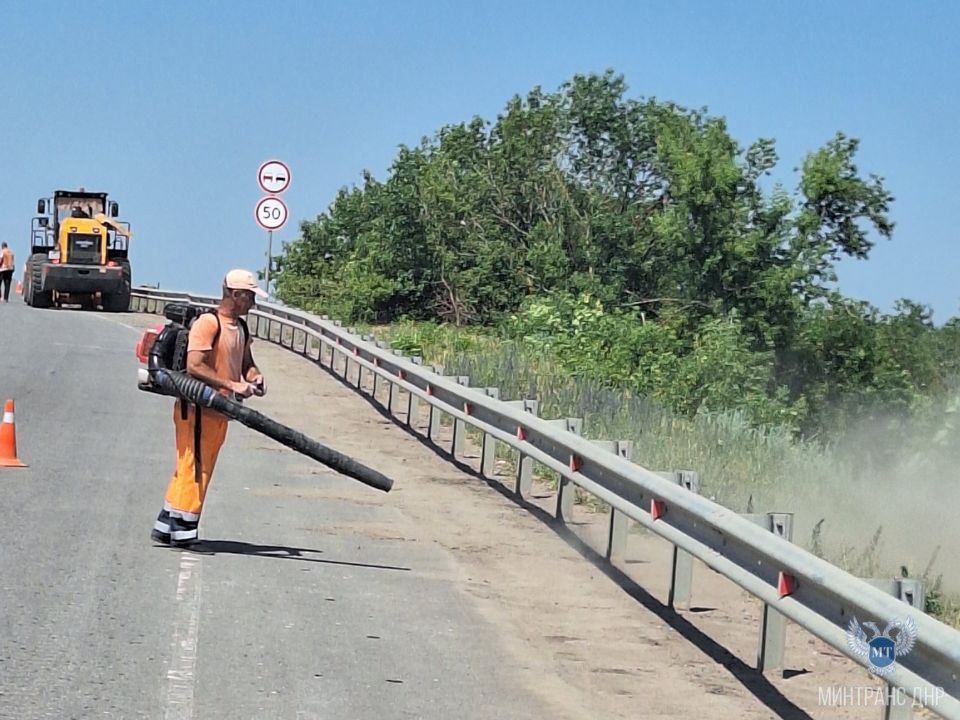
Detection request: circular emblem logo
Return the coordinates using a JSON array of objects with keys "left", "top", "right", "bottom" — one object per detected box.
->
[{"left": 868, "top": 636, "right": 896, "bottom": 670}]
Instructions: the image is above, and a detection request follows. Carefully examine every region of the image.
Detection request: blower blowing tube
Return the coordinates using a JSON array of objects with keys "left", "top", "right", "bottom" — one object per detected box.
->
[{"left": 151, "top": 369, "right": 393, "bottom": 493}]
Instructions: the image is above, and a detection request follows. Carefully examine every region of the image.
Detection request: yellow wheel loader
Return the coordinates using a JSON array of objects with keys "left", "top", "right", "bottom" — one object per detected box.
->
[{"left": 24, "top": 189, "right": 134, "bottom": 311}]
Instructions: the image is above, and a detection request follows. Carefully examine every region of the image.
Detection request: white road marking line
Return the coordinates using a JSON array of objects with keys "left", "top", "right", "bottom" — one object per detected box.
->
[
  {"left": 165, "top": 553, "right": 203, "bottom": 720},
  {"left": 79, "top": 311, "right": 150, "bottom": 333},
  {"left": 53, "top": 342, "right": 127, "bottom": 352}
]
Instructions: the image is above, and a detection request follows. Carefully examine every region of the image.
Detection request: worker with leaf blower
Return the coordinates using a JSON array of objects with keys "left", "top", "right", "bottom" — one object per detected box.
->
[
  {"left": 138, "top": 271, "right": 392, "bottom": 547},
  {"left": 151, "top": 269, "right": 267, "bottom": 547}
]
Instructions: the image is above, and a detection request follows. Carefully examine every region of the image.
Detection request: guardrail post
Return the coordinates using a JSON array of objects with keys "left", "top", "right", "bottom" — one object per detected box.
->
[
  {"left": 661, "top": 470, "right": 700, "bottom": 609},
  {"left": 861, "top": 577, "right": 926, "bottom": 720},
  {"left": 451, "top": 376, "right": 470, "bottom": 457},
  {"left": 503, "top": 399, "right": 538, "bottom": 497},
  {"left": 546, "top": 418, "right": 583, "bottom": 522},
  {"left": 740, "top": 511, "right": 794, "bottom": 672},
  {"left": 341, "top": 342, "right": 353, "bottom": 382},
  {"left": 890, "top": 579, "right": 926, "bottom": 720},
  {"left": 589, "top": 440, "right": 633, "bottom": 563},
  {"left": 339, "top": 328, "right": 355, "bottom": 380},
  {"left": 357, "top": 336, "right": 373, "bottom": 389},
  {"left": 317, "top": 334, "right": 330, "bottom": 367},
  {"left": 759, "top": 512, "right": 793, "bottom": 673},
  {"left": 372, "top": 342, "right": 387, "bottom": 400},
  {"left": 427, "top": 365, "right": 445, "bottom": 441},
  {"left": 406, "top": 357, "right": 423, "bottom": 428},
  {"left": 332, "top": 322, "right": 345, "bottom": 376},
  {"left": 479, "top": 388, "right": 500, "bottom": 477},
  {"left": 331, "top": 339, "right": 342, "bottom": 377},
  {"left": 387, "top": 350, "right": 405, "bottom": 415},
  {"left": 313, "top": 333, "right": 324, "bottom": 365},
  {"left": 302, "top": 326, "right": 315, "bottom": 360}
]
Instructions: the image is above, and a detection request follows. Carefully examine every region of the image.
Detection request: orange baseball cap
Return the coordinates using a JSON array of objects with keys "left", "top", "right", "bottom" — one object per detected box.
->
[{"left": 224, "top": 268, "right": 269, "bottom": 298}]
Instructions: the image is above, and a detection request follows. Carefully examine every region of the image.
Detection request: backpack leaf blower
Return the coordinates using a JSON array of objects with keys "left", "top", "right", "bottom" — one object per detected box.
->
[{"left": 136, "top": 305, "right": 393, "bottom": 493}]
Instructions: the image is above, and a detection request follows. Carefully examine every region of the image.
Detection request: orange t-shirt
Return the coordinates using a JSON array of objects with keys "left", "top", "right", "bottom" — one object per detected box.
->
[
  {"left": 0, "top": 248, "right": 13, "bottom": 271},
  {"left": 187, "top": 312, "right": 248, "bottom": 395}
]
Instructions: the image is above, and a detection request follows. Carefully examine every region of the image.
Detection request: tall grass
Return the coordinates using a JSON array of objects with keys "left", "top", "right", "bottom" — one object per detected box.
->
[
  {"left": 362, "top": 320, "right": 960, "bottom": 625},
  {"left": 366, "top": 321, "right": 837, "bottom": 509}
]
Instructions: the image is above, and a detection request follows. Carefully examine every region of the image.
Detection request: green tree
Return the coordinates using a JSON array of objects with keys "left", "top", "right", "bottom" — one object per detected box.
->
[{"left": 274, "top": 68, "right": 949, "bottom": 440}]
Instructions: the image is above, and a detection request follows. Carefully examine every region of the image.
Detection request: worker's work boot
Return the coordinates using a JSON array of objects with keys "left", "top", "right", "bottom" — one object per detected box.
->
[{"left": 150, "top": 528, "right": 171, "bottom": 545}]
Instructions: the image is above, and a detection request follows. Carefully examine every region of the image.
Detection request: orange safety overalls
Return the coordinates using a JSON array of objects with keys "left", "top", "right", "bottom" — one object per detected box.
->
[{"left": 153, "top": 312, "right": 247, "bottom": 544}]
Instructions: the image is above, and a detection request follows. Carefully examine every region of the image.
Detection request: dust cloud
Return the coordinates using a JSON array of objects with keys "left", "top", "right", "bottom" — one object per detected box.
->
[{"left": 769, "top": 410, "right": 960, "bottom": 595}]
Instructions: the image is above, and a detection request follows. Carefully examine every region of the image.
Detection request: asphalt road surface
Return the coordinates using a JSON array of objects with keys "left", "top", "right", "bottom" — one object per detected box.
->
[
  {"left": 0, "top": 301, "right": 546, "bottom": 720},
  {"left": 0, "top": 300, "right": 886, "bottom": 720}
]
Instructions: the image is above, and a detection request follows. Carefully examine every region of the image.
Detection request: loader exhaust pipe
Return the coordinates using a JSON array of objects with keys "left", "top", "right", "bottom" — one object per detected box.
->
[{"left": 145, "top": 369, "right": 393, "bottom": 493}]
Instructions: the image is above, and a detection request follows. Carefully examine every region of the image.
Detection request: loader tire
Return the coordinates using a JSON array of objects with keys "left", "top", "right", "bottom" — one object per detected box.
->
[
  {"left": 26, "top": 254, "right": 52, "bottom": 308},
  {"left": 103, "top": 260, "right": 132, "bottom": 312}
]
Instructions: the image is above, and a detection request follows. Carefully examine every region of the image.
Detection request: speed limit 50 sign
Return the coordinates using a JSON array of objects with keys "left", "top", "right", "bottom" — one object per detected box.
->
[{"left": 255, "top": 196, "right": 288, "bottom": 231}]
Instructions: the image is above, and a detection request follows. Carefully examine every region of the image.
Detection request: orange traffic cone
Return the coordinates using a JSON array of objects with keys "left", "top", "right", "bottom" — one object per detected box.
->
[
  {"left": 15, "top": 280, "right": 22, "bottom": 295},
  {"left": 0, "top": 399, "right": 27, "bottom": 467}
]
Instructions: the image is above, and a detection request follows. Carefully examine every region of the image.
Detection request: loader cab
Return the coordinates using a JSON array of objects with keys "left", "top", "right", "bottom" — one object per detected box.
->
[
  {"left": 58, "top": 217, "right": 106, "bottom": 265},
  {"left": 32, "top": 191, "right": 130, "bottom": 264}
]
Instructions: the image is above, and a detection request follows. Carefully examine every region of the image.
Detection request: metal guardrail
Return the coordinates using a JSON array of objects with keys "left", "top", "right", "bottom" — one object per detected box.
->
[{"left": 130, "top": 288, "right": 960, "bottom": 719}]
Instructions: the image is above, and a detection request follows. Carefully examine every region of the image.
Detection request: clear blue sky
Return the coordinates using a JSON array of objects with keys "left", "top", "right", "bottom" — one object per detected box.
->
[{"left": 1, "top": 0, "right": 957, "bottom": 321}]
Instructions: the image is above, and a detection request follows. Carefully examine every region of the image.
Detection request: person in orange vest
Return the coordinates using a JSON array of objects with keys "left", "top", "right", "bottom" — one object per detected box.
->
[
  {"left": 0, "top": 243, "right": 14, "bottom": 303},
  {"left": 151, "top": 269, "right": 268, "bottom": 547}
]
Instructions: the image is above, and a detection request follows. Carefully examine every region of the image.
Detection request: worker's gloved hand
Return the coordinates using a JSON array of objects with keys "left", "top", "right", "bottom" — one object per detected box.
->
[{"left": 250, "top": 374, "right": 266, "bottom": 397}]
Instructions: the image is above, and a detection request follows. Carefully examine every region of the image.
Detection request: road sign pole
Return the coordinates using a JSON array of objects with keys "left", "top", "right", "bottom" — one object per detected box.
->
[{"left": 265, "top": 229, "right": 273, "bottom": 294}]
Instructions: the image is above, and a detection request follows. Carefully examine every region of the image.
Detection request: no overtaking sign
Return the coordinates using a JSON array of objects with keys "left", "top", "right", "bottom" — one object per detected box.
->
[{"left": 258, "top": 160, "right": 291, "bottom": 194}]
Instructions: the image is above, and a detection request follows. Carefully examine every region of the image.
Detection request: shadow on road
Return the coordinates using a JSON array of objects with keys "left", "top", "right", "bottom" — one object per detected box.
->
[
  {"left": 351, "top": 390, "right": 814, "bottom": 720},
  {"left": 160, "top": 539, "right": 411, "bottom": 572},
  {"left": 279, "top": 348, "right": 814, "bottom": 719}
]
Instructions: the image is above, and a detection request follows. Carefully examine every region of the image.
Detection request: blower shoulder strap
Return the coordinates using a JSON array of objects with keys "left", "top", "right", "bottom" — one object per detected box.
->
[
  {"left": 192, "top": 312, "right": 249, "bottom": 484},
  {"left": 210, "top": 312, "right": 249, "bottom": 348}
]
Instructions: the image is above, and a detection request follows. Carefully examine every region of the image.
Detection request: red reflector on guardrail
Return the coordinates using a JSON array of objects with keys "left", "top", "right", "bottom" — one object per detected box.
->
[
  {"left": 778, "top": 572, "right": 797, "bottom": 598},
  {"left": 651, "top": 499, "right": 665, "bottom": 520}
]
